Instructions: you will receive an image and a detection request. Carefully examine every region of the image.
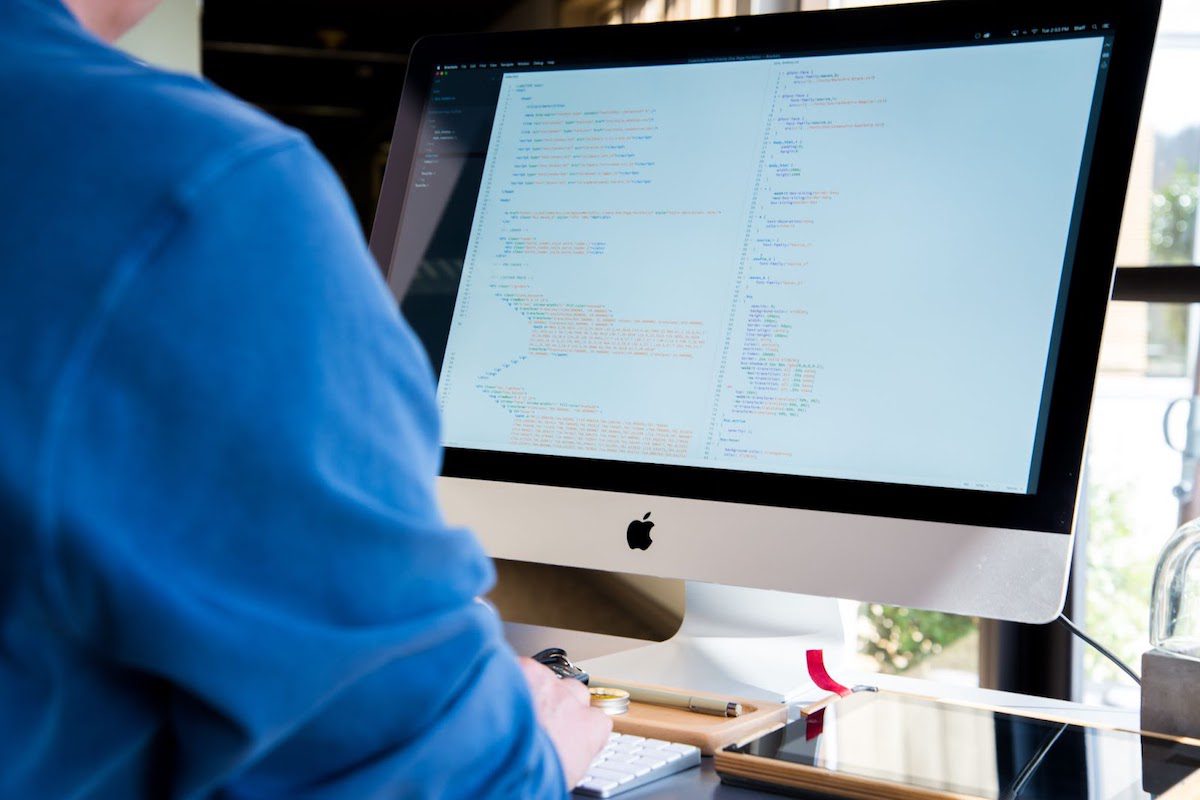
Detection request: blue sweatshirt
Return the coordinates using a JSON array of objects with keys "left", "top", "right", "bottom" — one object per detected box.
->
[{"left": 0, "top": 1, "right": 566, "bottom": 796}]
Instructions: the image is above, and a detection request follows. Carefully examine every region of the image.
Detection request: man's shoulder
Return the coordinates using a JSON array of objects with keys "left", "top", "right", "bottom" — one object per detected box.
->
[
  {"left": 0, "top": 27, "right": 306, "bottom": 211},
  {"left": 0, "top": 33, "right": 325, "bottom": 449},
  {"left": 81, "top": 58, "right": 307, "bottom": 199}
]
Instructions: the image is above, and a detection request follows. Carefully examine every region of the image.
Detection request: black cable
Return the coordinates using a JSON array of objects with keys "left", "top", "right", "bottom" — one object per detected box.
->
[
  {"left": 1000, "top": 722, "right": 1069, "bottom": 800},
  {"left": 1056, "top": 613, "right": 1141, "bottom": 686}
]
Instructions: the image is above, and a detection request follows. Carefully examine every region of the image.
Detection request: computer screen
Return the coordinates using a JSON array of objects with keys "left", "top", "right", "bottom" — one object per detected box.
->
[
  {"left": 433, "top": 38, "right": 1106, "bottom": 495},
  {"left": 370, "top": 0, "right": 1157, "bottom": 628}
]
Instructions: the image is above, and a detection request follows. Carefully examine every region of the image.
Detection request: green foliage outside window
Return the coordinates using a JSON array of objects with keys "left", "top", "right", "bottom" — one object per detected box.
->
[
  {"left": 859, "top": 604, "right": 975, "bottom": 673},
  {"left": 1151, "top": 162, "right": 1198, "bottom": 264},
  {"left": 1145, "top": 162, "right": 1198, "bottom": 376},
  {"left": 1084, "top": 484, "right": 1156, "bottom": 684}
]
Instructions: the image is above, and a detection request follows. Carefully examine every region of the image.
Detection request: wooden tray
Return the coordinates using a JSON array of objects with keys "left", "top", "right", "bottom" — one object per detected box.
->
[{"left": 592, "top": 676, "right": 788, "bottom": 756}]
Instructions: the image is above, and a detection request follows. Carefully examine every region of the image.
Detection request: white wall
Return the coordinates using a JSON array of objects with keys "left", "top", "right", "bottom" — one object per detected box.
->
[{"left": 117, "top": 0, "right": 202, "bottom": 74}]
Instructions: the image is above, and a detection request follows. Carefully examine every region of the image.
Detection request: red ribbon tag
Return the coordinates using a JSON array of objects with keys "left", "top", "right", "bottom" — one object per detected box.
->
[
  {"left": 806, "top": 649, "right": 852, "bottom": 697},
  {"left": 805, "top": 707, "right": 826, "bottom": 741}
]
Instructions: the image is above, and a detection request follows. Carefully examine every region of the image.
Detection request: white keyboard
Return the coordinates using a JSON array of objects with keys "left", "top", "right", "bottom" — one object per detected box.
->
[{"left": 573, "top": 732, "right": 702, "bottom": 798}]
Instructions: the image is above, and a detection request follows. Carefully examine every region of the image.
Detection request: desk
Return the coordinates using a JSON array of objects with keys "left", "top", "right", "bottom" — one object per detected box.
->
[{"left": 505, "top": 622, "right": 1143, "bottom": 799}]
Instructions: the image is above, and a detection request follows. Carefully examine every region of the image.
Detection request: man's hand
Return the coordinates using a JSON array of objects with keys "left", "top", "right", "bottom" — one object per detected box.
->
[{"left": 518, "top": 657, "right": 612, "bottom": 789}]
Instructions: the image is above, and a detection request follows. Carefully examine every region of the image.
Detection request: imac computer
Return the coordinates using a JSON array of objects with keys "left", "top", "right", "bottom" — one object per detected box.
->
[{"left": 369, "top": 0, "right": 1159, "bottom": 699}]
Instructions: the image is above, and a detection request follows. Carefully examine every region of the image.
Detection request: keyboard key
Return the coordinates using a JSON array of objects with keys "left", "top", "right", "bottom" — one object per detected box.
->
[
  {"left": 642, "top": 740, "right": 677, "bottom": 752},
  {"left": 574, "top": 733, "right": 700, "bottom": 797},
  {"left": 578, "top": 777, "right": 619, "bottom": 793},
  {"left": 599, "top": 762, "right": 641, "bottom": 777},
  {"left": 604, "top": 751, "right": 641, "bottom": 765},
  {"left": 588, "top": 767, "right": 635, "bottom": 785}
]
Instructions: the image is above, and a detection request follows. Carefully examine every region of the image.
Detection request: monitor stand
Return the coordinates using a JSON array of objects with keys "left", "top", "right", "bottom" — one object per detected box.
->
[{"left": 579, "top": 581, "right": 855, "bottom": 703}]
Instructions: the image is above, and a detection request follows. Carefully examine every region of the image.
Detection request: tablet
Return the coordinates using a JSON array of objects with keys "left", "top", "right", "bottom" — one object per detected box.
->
[{"left": 717, "top": 692, "right": 1200, "bottom": 799}]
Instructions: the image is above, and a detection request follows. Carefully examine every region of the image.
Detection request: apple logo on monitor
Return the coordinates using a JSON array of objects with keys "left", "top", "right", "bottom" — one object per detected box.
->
[{"left": 627, "top": 512, "right": 654, "bottom": 550}]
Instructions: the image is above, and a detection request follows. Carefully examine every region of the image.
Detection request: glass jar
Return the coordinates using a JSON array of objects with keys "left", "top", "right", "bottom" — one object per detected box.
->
[{"left": 1150, "top": 518, "right": 1200, "bottom": 660}]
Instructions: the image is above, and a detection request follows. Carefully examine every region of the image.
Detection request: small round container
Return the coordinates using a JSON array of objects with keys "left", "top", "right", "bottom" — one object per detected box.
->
[{"left": 589, "top": 687, "right": 630, "bottom": 716}]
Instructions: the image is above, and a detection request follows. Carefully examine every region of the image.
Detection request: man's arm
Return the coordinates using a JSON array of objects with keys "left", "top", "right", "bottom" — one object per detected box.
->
[{"left": 40, "top": 134, "right": 587, "bottom": 798}]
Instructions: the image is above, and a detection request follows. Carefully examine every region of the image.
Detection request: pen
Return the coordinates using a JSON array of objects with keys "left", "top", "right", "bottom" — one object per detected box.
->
[{"left": 595, "top": 682, "right": 742, "bottom": 717}]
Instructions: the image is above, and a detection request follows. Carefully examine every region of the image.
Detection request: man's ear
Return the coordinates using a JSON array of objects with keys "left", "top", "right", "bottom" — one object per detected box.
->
[{"left": 61, "top": 0, "right": 167, "bottom": 43}]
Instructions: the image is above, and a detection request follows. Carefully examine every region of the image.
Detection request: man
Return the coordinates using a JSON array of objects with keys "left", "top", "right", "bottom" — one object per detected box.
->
[{"left": 0, "top": 0, "right": 610, "bottom": 796}]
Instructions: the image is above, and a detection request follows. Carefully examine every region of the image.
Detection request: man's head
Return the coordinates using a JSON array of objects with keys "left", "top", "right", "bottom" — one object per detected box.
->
[{"left": 61, "top": 0, "right": 163, "bottom": 42}]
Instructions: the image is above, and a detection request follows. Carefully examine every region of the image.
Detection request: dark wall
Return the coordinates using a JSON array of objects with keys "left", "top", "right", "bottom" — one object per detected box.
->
[{"left": 202, "top": 1, "right": 525, "bottom": 231}]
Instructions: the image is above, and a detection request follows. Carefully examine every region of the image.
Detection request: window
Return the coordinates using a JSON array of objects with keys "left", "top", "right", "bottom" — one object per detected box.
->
[{"left": 1085, "top": 0, "right": 1199, "bottom": 706}]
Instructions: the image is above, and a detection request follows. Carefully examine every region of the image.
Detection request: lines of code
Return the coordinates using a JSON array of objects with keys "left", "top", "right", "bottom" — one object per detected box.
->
[
  {"left": 437, "top": 38, "right": 1105, "bottom": 492},
  {"left": 493, "top": 290, "right": 706, "bottom": 359},
  {"left": 513, "top": 104, "right": 658, "bottom": 186},
  {"left": 705, "top": 64, "right": 886, "bottom": 464}
]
